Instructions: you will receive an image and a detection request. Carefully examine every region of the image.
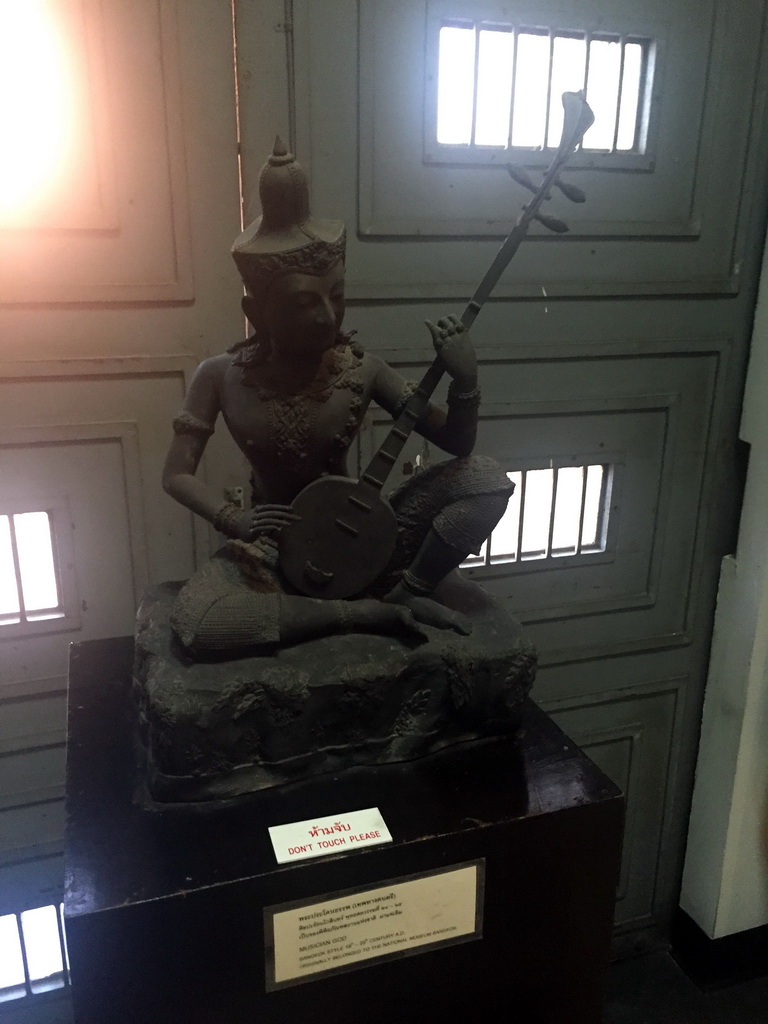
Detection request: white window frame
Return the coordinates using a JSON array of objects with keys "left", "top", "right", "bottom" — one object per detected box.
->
[
  {"left": 0, "top": 495, "right": 81, "bottom": 640},
  {"left": 0, "top": 902, "right": 70, "bottom": 1004},
  {"left": 424, "top": 0, "right": 665, "bottom": 172},
  {"left": 462, "top": 456, "right": 622, "bottom": 582}
]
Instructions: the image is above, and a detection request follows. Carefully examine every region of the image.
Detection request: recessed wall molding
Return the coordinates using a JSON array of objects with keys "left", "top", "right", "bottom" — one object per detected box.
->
[
  {"left": 0, "top": 0, "right": 193, "bottom": 304},
  {"left": 291, "top": 0, "right": 764, "bottom": 297},
  {"left": 0, "top": 421, "right": 149, "bottom": 606},
  {"left": 365, "top": 345, "right": 718, "bottom": 663},
  {"left": 0, "top": 731, "right": 66, "bottom": 759},
  {"left": 545, "top": 677, "right": 683, "bottom": 930},
  {"left": 0, "top": 677, "right": 67, "bottom": 701},
  {"left": 0, "top": 355, "right": 208, "bottom": 574}
]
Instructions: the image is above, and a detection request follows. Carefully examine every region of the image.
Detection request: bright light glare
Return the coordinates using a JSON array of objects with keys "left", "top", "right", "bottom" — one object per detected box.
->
[
  {"left": 474, "top": 30, "right": 514, "bottom": 146},
  {"left": 0, "top": 914, "right": 25, "bottom": 994},
  {"left": 462, "top": 465, "right": 608, "bottom": 568},
  {"left": 520, "top": 468, "right": 553, "bottom": 557},
  {"left": 0, "top": 0, "right": 75, "bottom": 222},
  {"left": 489, "top": 471, "right": 521, "bottom": 562},
  {"left": 14, "top": 512, "right": 60, "bottom": 612},
  {"left": 437, "top": 26, "right": 476, "bottom": 144},
  {"left": 551, "top": 467, "right": 585, "bottom": 554},
  {"left": 20, "top": 906, "right": 64, "bottom": 984},
  {"left": 0, "top": 516, "right": 21, "bottom": 619},
  {"left": 583, "top": 40, "right": 623, "bottom": 149},
  {"left": 436, "top": 21, "right": 646, "bottom": 155},
  {"left": 547, "top": 37, "right": 587, "bottom": 147},
  {"left": 511, "top": 33, "right": 550, "bottom": 148}
]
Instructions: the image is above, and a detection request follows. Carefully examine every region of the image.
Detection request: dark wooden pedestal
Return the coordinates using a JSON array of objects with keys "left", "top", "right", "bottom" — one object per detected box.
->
[{"left": 64, "top": 637, "right": 623, "bottom": 1024}]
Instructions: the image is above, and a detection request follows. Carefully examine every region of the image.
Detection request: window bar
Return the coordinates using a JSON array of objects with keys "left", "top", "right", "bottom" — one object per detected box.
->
[
  {"left": 545, "top": 467, "right": 560, "bottom": 557},
  {"left": 15, "top": 914, "right": 33, "bottom": 999},
  {"left": 612, "top": 38, "right": 627, "bottom": 153},
  {"left": 543, "top": 30, "right": 556, "bottom": 149},
  {"left": 469, "top": 23, "right": 482, "bottom": 145},
  {"left": 506, "top": 27, "right": 520, "bottom": 148},
  {"left": 515, "top": 470, "right": 528, "bottom": 560},
  {"left": 484, "top": 524, "right": 492, "bottom": 565},
  {"left": 575, "top": 465, "right": 589, "bottom": 556},
  {"left": 54, "top": 905, "right": 70, "bottom": 986},
  {"left": 595, "top": 464, "right": 611, "bottom": 548},
  {"left": 634, "top": 38, "right": 650, "bottom": 151},
  {"left": 45, "top": 511, "right": 64, "bottom": 611},
  {"left": 7, "top": 515, "right": 27, "bottom": 625}
]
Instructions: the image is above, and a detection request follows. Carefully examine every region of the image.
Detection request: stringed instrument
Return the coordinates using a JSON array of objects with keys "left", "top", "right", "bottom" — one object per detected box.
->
[{"left": 279, "top": 92, "right": 594, "bottom": 599}]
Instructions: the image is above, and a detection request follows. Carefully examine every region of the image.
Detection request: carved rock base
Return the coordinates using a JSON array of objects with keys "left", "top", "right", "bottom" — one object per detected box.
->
[{"left": 133, "top": 573, "right": 537, "bottom": 802}]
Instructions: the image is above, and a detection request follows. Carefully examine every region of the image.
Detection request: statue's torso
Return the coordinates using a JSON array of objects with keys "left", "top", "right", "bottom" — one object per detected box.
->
[{"left": 217, "top": 340, "right": 377, "bottom": 504}]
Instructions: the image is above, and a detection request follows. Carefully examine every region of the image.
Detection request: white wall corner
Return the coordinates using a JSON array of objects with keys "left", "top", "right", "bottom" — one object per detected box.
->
[{"left": 680, "top": 237, "right": 768, "bottom": 938}]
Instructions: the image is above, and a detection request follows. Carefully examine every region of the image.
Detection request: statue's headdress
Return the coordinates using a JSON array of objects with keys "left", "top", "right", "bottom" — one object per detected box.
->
[{"left": 232, "top": 137, "right": 346, "bottom": 301}]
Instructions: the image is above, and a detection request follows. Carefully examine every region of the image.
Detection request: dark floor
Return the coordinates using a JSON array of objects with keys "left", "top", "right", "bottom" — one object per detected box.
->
[
  {"left": 605, "top": 952, "right": 768, "bottom": 1024},
  {"left": 3, "top": 951, "right": 767, "bottom": 1022}
]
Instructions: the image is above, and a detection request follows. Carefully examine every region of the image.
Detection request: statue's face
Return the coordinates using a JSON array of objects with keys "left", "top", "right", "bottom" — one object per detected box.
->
[{"left": 261, "top": 260, "right": 345, "bottom": 358}]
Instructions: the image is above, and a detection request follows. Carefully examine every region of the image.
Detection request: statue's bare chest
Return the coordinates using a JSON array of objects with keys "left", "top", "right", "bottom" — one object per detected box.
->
[{"left": 220, "top": 341, "right": 374, "bottom": 475}]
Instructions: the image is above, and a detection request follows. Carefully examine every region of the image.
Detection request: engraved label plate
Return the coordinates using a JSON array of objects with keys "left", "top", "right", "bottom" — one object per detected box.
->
[{"left": 264, "top": 860, "right": 484, "bottom": 990}]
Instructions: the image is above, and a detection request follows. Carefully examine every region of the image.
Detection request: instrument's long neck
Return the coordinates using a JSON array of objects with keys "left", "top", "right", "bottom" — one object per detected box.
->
[
  {"left": 359, "top": 165, "right": 560, "bottom": 488},
  {"left": 359, "top": 92, "right": 593, "bottom": 493},
  {"left": 360, "top": 361, "right": 444, "bottom": 492}
]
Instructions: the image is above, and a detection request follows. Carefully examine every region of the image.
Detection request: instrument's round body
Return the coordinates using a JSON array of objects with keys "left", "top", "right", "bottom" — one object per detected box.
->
[{"left": 278, "top": 476, "right": 399, "bottom": 598}]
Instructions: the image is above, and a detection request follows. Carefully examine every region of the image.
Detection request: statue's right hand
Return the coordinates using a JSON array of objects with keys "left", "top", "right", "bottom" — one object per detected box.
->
[
  {"left": 234, "top": 504, "right": 300, "bottom": 542},
  {"left": 347, "top": 599, "right": 428, "bottom": 641}
]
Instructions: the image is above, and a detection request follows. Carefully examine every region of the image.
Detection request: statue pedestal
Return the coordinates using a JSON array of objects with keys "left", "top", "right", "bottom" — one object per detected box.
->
[{"left": 64, "top": 637, "right": 623, "bottom": 1024}]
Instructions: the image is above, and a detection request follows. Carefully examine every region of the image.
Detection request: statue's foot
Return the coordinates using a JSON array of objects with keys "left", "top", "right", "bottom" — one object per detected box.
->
[{"left": 383, "top": 582, "right": 472, "bottom": 635}]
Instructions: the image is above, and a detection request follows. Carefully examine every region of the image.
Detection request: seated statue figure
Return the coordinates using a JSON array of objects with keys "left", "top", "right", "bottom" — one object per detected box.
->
[
  {"left": 134, "top": 138, "right": 536, "bottom": 801},
  {"left": 163, "top": 138, "right": 514, "bottom": 653}
]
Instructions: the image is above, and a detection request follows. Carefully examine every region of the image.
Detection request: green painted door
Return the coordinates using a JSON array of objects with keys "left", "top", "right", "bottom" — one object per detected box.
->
[{"left": 235, "top": 0, "right": 768, "bottom": 949}]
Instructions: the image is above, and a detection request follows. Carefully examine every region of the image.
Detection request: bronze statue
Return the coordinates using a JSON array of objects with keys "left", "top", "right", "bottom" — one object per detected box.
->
[
  {"left": 135, "top": 95, "right": 593, "bottom": 800},
  {"left": 163, "top": 137, "right": 513, "bottom": 653}
]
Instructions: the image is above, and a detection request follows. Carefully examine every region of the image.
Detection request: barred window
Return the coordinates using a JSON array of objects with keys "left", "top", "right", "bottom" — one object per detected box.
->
[
  {"left": 0, "top": 904, "right": 70, "bottom": 1004},
  {"left": 427, "top": 15, "right": 655, "bottom": 168},
  {"left": 0, "top": 500, "right": 79, "bottom": 638},
  {"left": 463, "top": 463, "right": 613, "bottom": 569}
]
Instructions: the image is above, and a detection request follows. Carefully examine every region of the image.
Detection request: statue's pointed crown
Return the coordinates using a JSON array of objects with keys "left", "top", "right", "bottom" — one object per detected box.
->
[{"left": 232, "top": 137, "right": 345, "bottom": 298}]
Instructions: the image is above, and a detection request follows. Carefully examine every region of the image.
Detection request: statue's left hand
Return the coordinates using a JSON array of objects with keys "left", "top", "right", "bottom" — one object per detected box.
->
[{"left": 425, "top": 314, "right": 477, "bottom": 385}]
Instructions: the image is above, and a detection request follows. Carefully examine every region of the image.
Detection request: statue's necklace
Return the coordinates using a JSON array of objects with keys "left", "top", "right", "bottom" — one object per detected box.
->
[{"left": 238, "top": 337, "right": 365, "bottom": 472}]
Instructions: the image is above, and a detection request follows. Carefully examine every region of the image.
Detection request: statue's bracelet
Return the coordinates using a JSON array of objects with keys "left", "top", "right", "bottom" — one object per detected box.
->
[
  {"left": 447, "top": 381, "right": 481, "bottom": 404},
  {"left": 212, "top": 501, "right": 243, "bottom": 538}
]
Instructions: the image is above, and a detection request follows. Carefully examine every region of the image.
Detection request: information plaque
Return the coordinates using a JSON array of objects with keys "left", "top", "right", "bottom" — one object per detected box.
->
[{"left": 264, "top": 860, "right": 484, "bottom": 990}]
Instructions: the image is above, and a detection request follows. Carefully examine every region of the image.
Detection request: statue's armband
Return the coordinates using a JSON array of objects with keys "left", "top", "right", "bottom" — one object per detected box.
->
[
  {"left": 391, "top": 379, "right": 419, "bottom": 418},
  {"left": 172, "top": 410, "right": 215, "bottom": 440}
]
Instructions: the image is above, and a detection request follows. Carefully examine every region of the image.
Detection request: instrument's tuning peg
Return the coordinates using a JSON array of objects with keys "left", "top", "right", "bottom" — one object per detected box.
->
[
  {"left": 506, "top": 162, "right": 537, "bottom": 193},
  {"left": 558, "top": 91, "right": 595, "bottom": 157},
  {"left": 555, "top": 179, "right": 587, "bottom": 203},
  {"left": 535, "top": 212, "right": 569, "bottom": 233}
]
